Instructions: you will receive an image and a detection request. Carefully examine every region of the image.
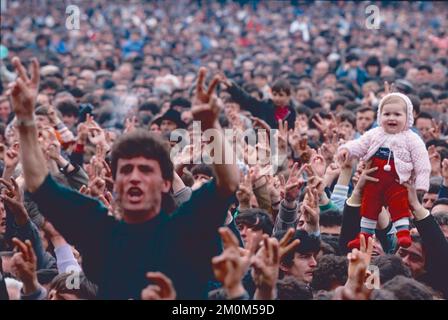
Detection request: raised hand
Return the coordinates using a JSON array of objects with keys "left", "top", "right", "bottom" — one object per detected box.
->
[
  {"left": 442, "top": 158, "right": 448, "bottom": 186},
  {"left": 299, "top": 187, "right": 320, "bottom": 233},
  {"left": 195, "top": 67, "right": 220, "bottom": 104},
  {"left": 212, "top": 227, "right": 256, "bottom": 298},
  {"left": 88, "top": 177, "right": 106, "bottom": 198},
  {"left": 191, "top": 94, "right": 222, "bottom": 130},
  {"left": 88, "top": 126, "right": 108, "bottom": 147},
  {"left": 251, "top": 235, "right": 280, "bottom": 299},
  {"left": 236, "top": 173, "right": 253, "bottom": 209},
  {"left": 428, "top": 119, "right": 441, "bottom": 140},
  {"left": 277, "top": 120, "right": 288, "bottom": 155},
  {"left": 217, "top": 73, "right": 233, "bottom": 90},
  {"left": 384, "top": 81, "right": 395, "bottom": 94},
  {"left": 312, "top": 113, "right": 338, "bottom": 139},
  {"left": 428, "top": 145, "right": 441, "bottom": 176},
  {"left": 342, "top": 234, "right": 375, "bottom": 300},
  {"left": 0, "top": 177, "right": 28, "bottom": 225},
  {"left": 352, "top": 163, "right": 379, "bottom": 195},
  {"left": 280, "top": 162, "right": 305, "bottom": 202},
  {"left": 124, "top": 116, "right": 138, "bottom": 134},
  {"left": 11, "top": 237, "right": 39, "bottom": 295},
  {"left": 141, "top": 272, "right": 177, "bottom": 300},
  {"left": 173, "top": 144, "right": 195, "bottom": 170},
  {"left": 76, "top": 122, "right": 89, "bottom": 145},
  {"left": 47, "top": 105, "right": 62, "bottom": 126},
  {"left": 278, "top": 228, "right": 301, "bottom": 260},
  {"left": 6, "top": 57, "right": 40, "bottom": 121},
  {"left": 3, "top": 147, "right": 20, "bottom": 172},
  {"left": 323, "top": 162, "right": 341, "bottom": 187},
  {"left": 288, "top": 118, "right": 306, "bottom": 150},
  {"left": 46, "top": 140, "right": 62, "bottom": 162},
  {"left": 310, "top": 151, "right": 327, "bottom": 178},
  {"left": 250, "top": 116, "right": 271, "bottom": 132}
]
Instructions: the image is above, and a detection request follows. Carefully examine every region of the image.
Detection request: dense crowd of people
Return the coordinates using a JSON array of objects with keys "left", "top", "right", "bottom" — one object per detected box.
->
[{"left": 0, "top": 0, "right": 447, "bottom": 300}]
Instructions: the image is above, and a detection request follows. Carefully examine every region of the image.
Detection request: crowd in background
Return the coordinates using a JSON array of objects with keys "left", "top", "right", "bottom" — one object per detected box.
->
[{"left": 0, "top": 0, "right": 447, "bottom": 300}]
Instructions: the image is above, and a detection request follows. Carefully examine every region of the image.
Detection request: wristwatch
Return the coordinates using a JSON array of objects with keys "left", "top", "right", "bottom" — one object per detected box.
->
[{"left": 15, "top": 117, "right": 36, "bottom": 127}]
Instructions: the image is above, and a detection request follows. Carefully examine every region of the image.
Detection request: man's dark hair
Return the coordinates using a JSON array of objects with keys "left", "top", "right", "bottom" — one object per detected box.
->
[
  {"left": 418, "top": 65, "right": 433, "bottom": 74},
  {"left": 345, "top": 102, "right": 361, "bottom": 112},
  {"left": 253, "top": 71, "right": 268, "bottom": 80},
  {"left": 40, "top": 79, "right": 61, "bottom": 92},
  {"left": 338, "top": 110, "right": 356, "bottom": 128},
  {"left": 382, "top": 276, "right": 434, "bottom": 300},
  {"left": 275, "top": 229, "right": 320, "bottom": 267},
  {"left": 296, "top": 106, "right": 312, "bottom": 119},
  {"left": 427, "top": 183, "right": 440, "bottom": 195},
  {"left": 330, "top": 97, "right": 347, "bottom": 111},
  {"left": 319, "top": 241, "right": 336, "bottom": 255},
  {"left": 408, "top": 94, "right": 421, "bottom": 115},
  {"left": 235, "top": 209, "right": 273, "bottom": 235},
  {"left": 35, "top": 34, "right": 50, "bottom": 46},
  {"left": 438, "top": 92, "right": 448, "bottom": 100},
  {"left": 191, "top": 164, "right": 216, "bottom": 180},
  {"left": 49, "top": 272, "right": 98, "bottom": 300},
  {"left": 432, "top": 197, "right": 448, "bottom": 211},
  {"left": 320, "top": 234, "right": 342, "bottom": 255},
  {"left": 293, "top": 57, "right": 306, "bottom": 66},
  {"left": 68, "top": 87, "right": 84, "bottom": 98},
  {"left": 170, "top": 97, "right": 191, "bottom": 110},
  {"left": 346, "top": 53, "right": 359, "bottom": 63},
  {"left": 111, "top": 129, "right": 174, "bottom": 182},
  {"left": 416, "top": 111, "right": 433, "bottom": 121},
  {"left": 311, "top": 254, "right": 348, "bottom": 291},
  {"left": 139, "top": 102, "right": 160, "bottom": 114},
  {"left": 276, "top": 276, "right": 313, "bottom": 300},
  {"left": 319, "top": 210, "right": 342, "bottom": 228},
  {"left": 271, "top": 79, "right": 292, "bottom": 96},
  {"left": 302, "top": 99, "right": 322, "bottom": 109},
  {"left": 372, "top": 254, "right": 412, "bottom": 284},
  {"left": 433, "top": 211, "right": 448, "bottom": 226},
  {"left": 426, "top": 139, "right": 448, "bottom": 151},
  {"left": 56, "top": 100, "right": 79, "bottom": 118},
  {"left": 419, "top": 91, "right": 436, "bottom": 102},
  {"left": 35, "top": 105, "right": 49, "bottom": 117},
  {"left": 356, "top": 106, "right": 375, "bottom": 115}
]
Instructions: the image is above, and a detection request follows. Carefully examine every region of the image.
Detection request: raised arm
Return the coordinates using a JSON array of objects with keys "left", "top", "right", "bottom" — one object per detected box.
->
[
  {"left": 6, "top": 57, "right": 48, "bottom": 192},
  {"left": 338, "top": 128, "right": 376, "bottom": 161},
  {"left": 220, "top": 76, "right": 263, "bottom": 117},
  {"left": 192, "top": 68, "right": 239, "bottom": 197}
]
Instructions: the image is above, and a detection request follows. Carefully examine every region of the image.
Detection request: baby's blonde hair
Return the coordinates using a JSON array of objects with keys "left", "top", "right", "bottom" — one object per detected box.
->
[{"left": 381, "top": 95, "right": 407, "bottom": 112}]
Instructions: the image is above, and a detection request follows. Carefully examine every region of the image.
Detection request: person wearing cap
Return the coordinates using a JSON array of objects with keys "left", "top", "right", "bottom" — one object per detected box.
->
[
  {"left": 154, "top": 109, "right": 186, "bottom": 135},
  {"left": 337, "top": 92, "right": 431, "bottom": 250}
]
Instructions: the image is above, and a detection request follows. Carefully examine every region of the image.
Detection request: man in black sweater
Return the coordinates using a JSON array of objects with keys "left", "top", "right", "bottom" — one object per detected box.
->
[{"left": 9, "top": 58, "right": 239, "bottom": 299}]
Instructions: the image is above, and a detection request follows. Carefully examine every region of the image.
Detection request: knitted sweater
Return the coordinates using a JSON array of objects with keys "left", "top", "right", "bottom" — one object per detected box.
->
[{"left": 340, "top": 93, "right": 431, "bottom": 191}]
